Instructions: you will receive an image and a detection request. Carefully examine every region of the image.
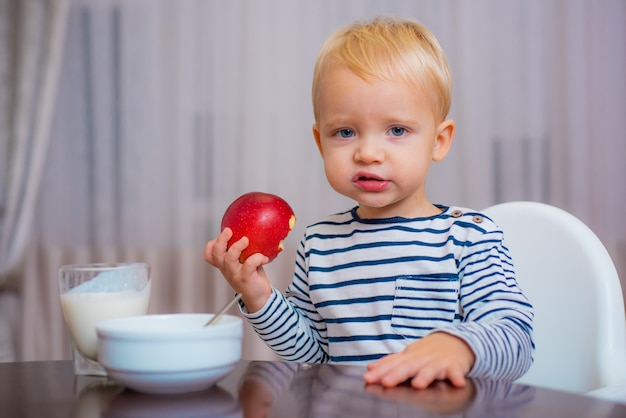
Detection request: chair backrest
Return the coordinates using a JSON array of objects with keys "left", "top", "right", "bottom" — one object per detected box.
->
[{"left": 482, "top": 201, "right": 626, "bottom": 393}]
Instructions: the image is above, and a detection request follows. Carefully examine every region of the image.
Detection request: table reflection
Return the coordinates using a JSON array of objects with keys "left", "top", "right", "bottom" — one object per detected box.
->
[
  {"left": 237, "top": 361, "right": 536, "bottom": 417},
  {"left": 72, "top": 374, "right": 241, "bottom": 418},
  {"left": 71, "top": 377, "right": 124, "bottom": 418},
  {"left": 2, "top": 360, "right": 624, "bottom": 417}
]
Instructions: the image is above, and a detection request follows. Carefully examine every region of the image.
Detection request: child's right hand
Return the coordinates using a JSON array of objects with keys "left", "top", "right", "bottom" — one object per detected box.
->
[
  {"left": 204, "top": 227, "right": 273, "bottom": 313},
  {"left": 363, "top": 332, "right": 475, "bottom": 389}
]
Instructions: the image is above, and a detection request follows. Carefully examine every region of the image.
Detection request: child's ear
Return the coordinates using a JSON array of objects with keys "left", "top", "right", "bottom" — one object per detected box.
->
[
  {"left": 313, "top": 124, "right": 324, "bottom": 156},
  {"left": 432, "top": 119, "right": 455, "bottom": 162}
]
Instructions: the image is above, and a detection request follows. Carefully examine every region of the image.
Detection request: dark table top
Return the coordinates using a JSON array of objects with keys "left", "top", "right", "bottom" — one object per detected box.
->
[{"left": 1, "top": 360, "right": 625, "bottom": 417}]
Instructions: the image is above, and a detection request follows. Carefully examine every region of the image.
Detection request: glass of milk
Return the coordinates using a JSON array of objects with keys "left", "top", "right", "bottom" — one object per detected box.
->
[{"left": 58, "top": 262, "right": 152, "bottom": 376}]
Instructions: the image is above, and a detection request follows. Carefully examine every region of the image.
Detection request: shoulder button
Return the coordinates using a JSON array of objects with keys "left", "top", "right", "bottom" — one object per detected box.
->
[
  {"left": 472, "top": 215, "right": 484, "bottom": 223},
  {"left": 451, "top": 209, "right": 463, "bottom": 218}
]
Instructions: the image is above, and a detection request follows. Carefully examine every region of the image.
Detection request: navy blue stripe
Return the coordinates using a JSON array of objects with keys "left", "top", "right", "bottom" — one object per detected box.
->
[
  {"left": 325, "top": 315, "right": 392, "bottom": 324},
  {"left": 309, "top": 276, "right": 396, "bottom": 290},
  {"left": 393, "top": 305, "right": 457, "bottom": 313},
  {"left": 472, "top": 303, "right": 534, "bottom": 322},
  {"left": 307, "top": 224, "right": 453, "bottom": 240},
  {"left": 309, "top": 273, "right": 458, "bottom": 291},
  {"left": 315, "top": 295, "right": 393, "bottom": 308},
  {"left": 308, "top": 239, "right": 448, "bottom": 256},
  {"left": 330, "top": 353, "right": 385, "bottom": 362},
  {"left": 397, "top": 285, "right": 457, "bottom": 293},
  {"left": 392, "top": 324, "right": 442, "bottom": 331},
  {"left": 305, "top": 234, "right": 479, "bottom": 257},
  {"left": 309, "top": 253, "right": 455, "bottom": 273},
  {"left": 393, "top": 315, "right": 454, "bottom": 324},
  {"left": 329, "top": 334, "right": 404, "bottom": 343},
  {"left": 394, "top": 295, "right": 457, "bottom": 303}
]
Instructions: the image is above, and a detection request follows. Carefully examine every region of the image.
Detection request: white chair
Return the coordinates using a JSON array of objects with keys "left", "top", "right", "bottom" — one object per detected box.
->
[{"left": 482, "top": 201, "right": 626, "bottom": 394}]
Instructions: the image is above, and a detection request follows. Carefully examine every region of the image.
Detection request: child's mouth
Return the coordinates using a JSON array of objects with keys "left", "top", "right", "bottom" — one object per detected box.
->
[{"left": 353, "top": 174, "right": 390, "bottom": 191}]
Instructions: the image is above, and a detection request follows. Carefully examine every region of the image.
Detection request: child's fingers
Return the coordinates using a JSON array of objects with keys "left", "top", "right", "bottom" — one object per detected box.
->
[
  {"left": 241, "top": 253, "right": 270, "bottom": 274},
  {"left": 410, "top": 364, "right": 467, "bottom": 389},
  {"left": 409, "top": 366, "right": 440, "bottom": 389},
  {"left": 225, "top": 236, "right": 249, "bottom": 264},
  {"left": 214, "top": 227, "right": 234, "bottom": 252},
  {"left": 204, "top": 228, "right": 233, "bottom": 263},
  {"left": 363, "top": 356, "right": 393, "bottom": 383},
  {"left": 364, "top": 353, "right": 416, "bottom": 386},
  {"left": 382, "top": 358, "right": 434, "bottom": 388},
  {"left": 445, "top": 368, "right": 467, "bottom": 388},
  {"left": 203, "top": 240, "right": 217, "bottom": 263}
]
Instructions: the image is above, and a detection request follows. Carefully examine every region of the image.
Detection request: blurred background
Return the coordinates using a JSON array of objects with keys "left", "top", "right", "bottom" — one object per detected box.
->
[{"left": 1, "top": 0, "right": 624, "bottom": 362}]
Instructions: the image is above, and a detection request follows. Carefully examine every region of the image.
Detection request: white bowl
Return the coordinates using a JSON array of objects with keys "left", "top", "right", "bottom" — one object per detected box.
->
[{"left": 96, "top": 313, "right": 243, "bottom": 394}]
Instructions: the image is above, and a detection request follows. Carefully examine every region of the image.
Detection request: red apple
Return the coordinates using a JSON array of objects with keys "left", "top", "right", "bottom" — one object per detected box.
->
[{"left": 221, "top": 192, "right": 296, "bottom": 263}]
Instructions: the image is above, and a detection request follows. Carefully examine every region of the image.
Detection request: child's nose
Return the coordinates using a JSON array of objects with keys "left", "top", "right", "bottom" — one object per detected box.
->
[{"left": 354, "top": 137, "right": 384, "bottom": 163}]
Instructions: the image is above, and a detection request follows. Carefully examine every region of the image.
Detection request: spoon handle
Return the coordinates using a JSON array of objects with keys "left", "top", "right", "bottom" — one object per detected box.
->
[{"left": 204, "top": 293, "right": 242, "bottom": 327}]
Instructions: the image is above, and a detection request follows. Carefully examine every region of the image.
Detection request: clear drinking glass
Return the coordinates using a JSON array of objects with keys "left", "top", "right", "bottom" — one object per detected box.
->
[{"left": 58, "top": 262, "right": 152, "bottom": 376}]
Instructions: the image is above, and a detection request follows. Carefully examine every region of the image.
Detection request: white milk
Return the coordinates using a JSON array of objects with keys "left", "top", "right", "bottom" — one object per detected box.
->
[{"left": 61, "top": 283, "right": 151, "bottom": 361}]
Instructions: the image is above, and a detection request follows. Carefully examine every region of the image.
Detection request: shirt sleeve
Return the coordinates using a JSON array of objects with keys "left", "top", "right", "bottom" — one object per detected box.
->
[
  {"left": 435, "top": 221, "right": 535, "bottom": 380},
  {"left": 240, "top": 287, "right": 330, "bottom": 363}
]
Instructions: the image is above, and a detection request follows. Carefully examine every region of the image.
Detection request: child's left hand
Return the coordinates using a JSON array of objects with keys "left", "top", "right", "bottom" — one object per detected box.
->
[{"left": 363, "top": 332, "right": 475, "bottom": 389}]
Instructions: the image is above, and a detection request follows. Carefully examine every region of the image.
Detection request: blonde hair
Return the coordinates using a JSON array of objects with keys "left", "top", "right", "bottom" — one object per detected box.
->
[{"left": 312, "top": 16, "right": 452, "bottom": 123}]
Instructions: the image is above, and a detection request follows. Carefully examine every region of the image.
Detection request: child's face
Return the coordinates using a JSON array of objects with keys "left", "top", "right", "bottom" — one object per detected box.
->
[{"left": 313, "top": 66, "right": 454, "bottom": 219}]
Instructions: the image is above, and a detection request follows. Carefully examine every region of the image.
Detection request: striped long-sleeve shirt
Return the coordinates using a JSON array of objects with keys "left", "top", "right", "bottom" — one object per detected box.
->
[{"left": 242, "top": 205, "right": 534, "bottom": 381}]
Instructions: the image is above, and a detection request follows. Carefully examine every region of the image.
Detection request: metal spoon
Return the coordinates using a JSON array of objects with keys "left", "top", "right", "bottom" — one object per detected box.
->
[{"left": 204, "top": 293, "right": 242, "bottom": 327}]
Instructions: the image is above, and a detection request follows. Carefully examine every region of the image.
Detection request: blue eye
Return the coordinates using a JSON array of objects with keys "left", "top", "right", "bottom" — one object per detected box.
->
[
  {"left": 389, "top": 126, "right": 406, "bottom": 137},
  {"left": 336, "top": 129, "right": 354, "bottom": 138}
]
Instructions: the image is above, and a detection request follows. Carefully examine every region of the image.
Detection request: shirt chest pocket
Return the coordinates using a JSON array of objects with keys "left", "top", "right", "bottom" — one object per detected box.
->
[{"left": 391, "top": 275, "right": 460, "bottom": 339}]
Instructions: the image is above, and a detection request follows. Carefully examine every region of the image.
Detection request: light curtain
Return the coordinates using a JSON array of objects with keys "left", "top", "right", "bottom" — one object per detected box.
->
[
  {"left": 0, "top": 0, "right": 69, "bottom": 361},
  {"left": 8, "top": 0, "right": 625, "bottom": 361}
]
